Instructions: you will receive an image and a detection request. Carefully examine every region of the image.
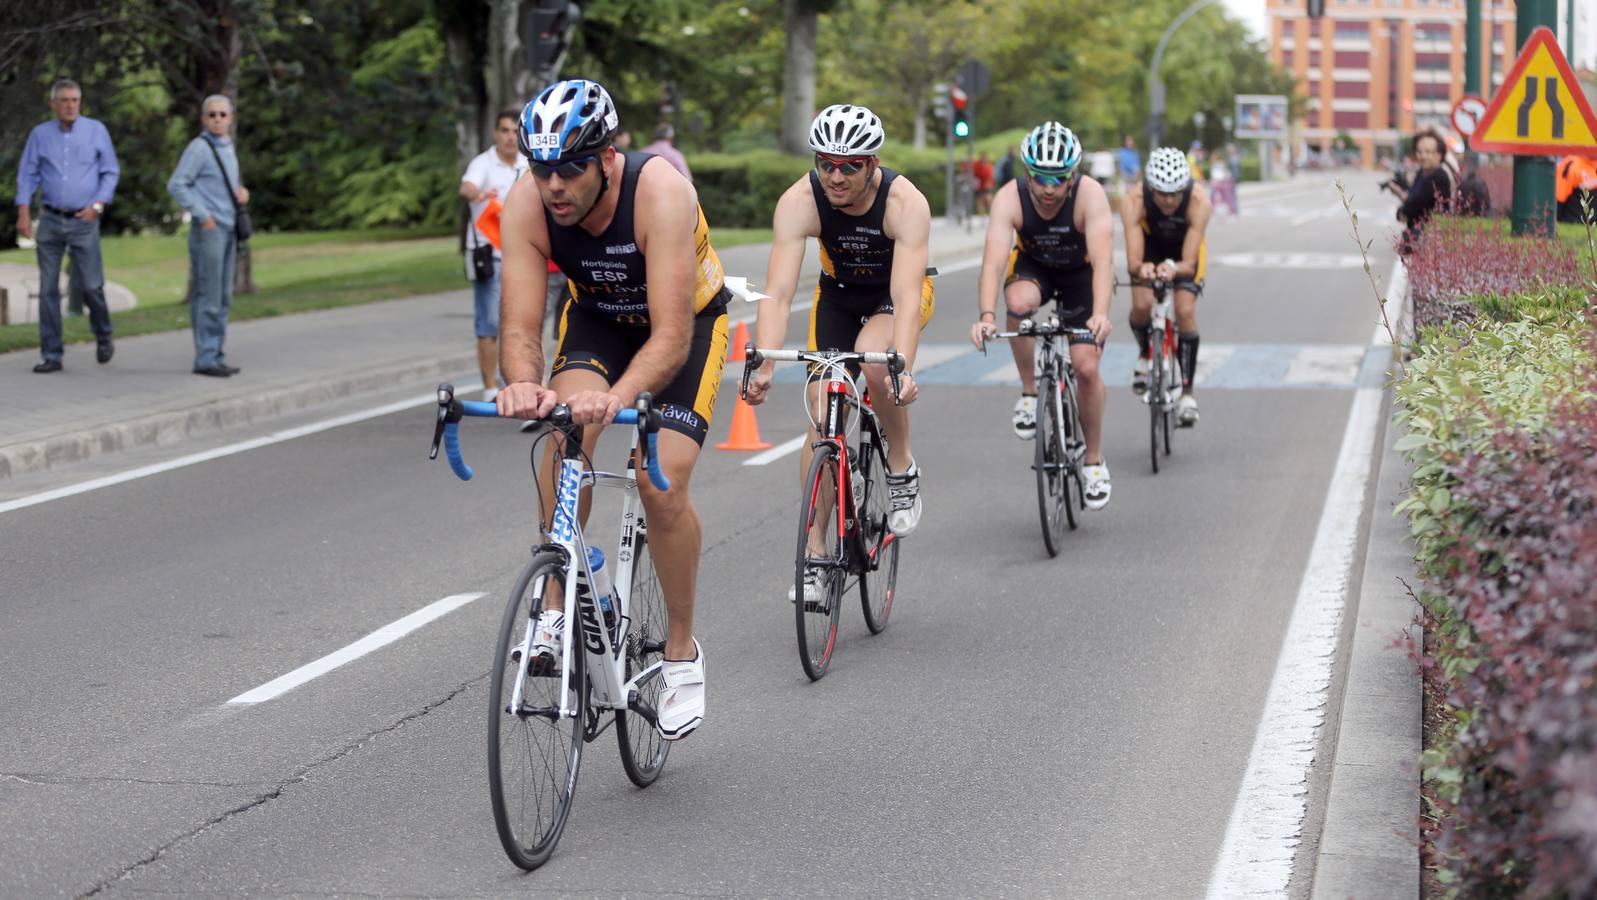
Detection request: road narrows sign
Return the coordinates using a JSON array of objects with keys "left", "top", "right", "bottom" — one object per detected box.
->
[{"left": 1471, "top": 26, "right": 1597, "bottom": 155}]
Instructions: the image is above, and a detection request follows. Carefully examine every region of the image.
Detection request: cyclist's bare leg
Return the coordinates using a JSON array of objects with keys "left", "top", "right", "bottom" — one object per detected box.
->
[
  {"left": 1004, "top": 279, "right": 1044, "bottom": 395},
  {"left": 855, "top": 312, "right": 913, "bottom": 473},
  {"left": 536, "top": 368, "right": 613, "bottom": 614},
  {"left": 1175, "top": 288, "right": 1199, "bottom": 395},
  {"left": 636, "top": 429, "right": 702, "bottom": 661},
  {"left": 1127, "top": 286, "right": 1155, "bottom": 330},
  {"left": 1069, "top": 341, "right": 1106, "bottom": 465}
]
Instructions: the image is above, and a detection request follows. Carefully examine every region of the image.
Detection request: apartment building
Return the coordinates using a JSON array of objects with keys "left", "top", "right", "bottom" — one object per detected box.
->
[{"left": 1267, "top": 0, "right": 1521, "bottom": 165}]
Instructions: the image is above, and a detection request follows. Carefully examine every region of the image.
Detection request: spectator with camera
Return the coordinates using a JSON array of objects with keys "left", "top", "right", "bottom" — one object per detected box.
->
[{"left": 1384, "top": 129, "right": 1454, "bottom": 256}]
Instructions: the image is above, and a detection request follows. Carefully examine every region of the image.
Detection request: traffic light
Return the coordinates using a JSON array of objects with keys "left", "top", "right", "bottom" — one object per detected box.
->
[
  {"left": 951, "top": 85, "right": 971, "bottom": 138},
  {"left": 523, "top": 0, "right": 582, "bottom": 82}
]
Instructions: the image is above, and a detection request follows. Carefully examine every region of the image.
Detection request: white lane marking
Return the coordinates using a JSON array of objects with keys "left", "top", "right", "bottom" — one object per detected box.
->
[
  {"left": 1205, "top": 254, "right": 1402, "bottom": 896},
  {"left": 1283, "top": 345, "right": 1366, "bottom": 385},
  {"left": 1371, "top": 259, "right": 1408, "bottom": 346},
  {"left": 1288, "top": 202, "right": 1344, "bottom": 225},
  {"left": 0, "top": 382, "right": 483, "bottom": 516},
  {"left": 727, "top": 256, "right": 983, "bottom": 326},
  {"left": 227, "top": 593, "right": 486, "bottom": 705},
  {"left": 742, "top": 435, "right": 807, "bottom": 466},
  {"left": 1192, "top": 344, "right": 1236, "bottom": 384},
  {"left": 1205, "top": 387, "right": 1381, "bottom": 896}
]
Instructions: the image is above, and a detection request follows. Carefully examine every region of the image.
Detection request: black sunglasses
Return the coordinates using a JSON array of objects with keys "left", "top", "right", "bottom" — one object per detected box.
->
[
  {"left": 205, "top": 111, "right": 231, "bottom": 118},
  {"left": 530, "top": 156, "right": 596, "bottom": 180},
  {"left": 815, "top": 155, "right": 869, "bottom": 176}
]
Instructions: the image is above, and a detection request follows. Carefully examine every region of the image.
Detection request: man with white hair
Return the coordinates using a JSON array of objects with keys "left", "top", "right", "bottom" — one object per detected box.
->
[
  {"left": 167, "top": 94, "right": 251, "bottom": 377},
  {"left": 15, "top": 79, "right": 120, "bottom": 373}
]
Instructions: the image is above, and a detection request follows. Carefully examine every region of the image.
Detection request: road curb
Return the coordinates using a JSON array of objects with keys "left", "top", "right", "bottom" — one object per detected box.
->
[
  {"left": 1309, "top": 269, "right": 1422, "bottom": 899},
  {"left": 0, "top": 352, "right": 476, "bottom": 482}
]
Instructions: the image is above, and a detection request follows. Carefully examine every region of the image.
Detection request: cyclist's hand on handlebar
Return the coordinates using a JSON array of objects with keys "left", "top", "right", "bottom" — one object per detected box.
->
[
  {"left": 744, "top": 362, "right": 774, "bottom": 406},
  {"left": 971, "top": 319, "right": 997, "bottom": 349},
  {"left": 566, "top": 389, "right": 624, "bottom": 426},
  {"left": 1137, "top": 262, "right": 1158, "bottom": 281},
  {"left": 1086, "top": 314, "right": 1113, "bottom": 346},
  {"left": 894, "top": 371, "right": 919, "bottom": 406},
  {"left": 1155, "top": 260, "right": 1178, "bottom": 280},
  {"left": 498, "top": 382, "right": 558, "bottom": 420}
]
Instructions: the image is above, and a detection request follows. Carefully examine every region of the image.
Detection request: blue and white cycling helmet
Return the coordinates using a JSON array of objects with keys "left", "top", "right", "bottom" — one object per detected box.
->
[
  {"left": 1146, "top": 147, "right": 1192, "bottom": 193},
  {"left": 1020, "top": 122, "right": 1082, "bottom": 176},
  {"left": 518, "top": 79, "right": 620, "bottom": 163}
]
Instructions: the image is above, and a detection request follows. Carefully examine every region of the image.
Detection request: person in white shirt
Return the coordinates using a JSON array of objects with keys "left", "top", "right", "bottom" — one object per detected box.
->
[{"left": 459, "top": 108, "right": 529, "bottom": 399}]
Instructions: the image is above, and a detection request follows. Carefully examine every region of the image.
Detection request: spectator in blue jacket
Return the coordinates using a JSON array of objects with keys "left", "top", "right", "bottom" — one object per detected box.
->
[
  {"left": 168, "top": 95, "right": 250, "bottom": 377},
  {"left": 14, "top": 79, "right": 120, "bottom": 373}
]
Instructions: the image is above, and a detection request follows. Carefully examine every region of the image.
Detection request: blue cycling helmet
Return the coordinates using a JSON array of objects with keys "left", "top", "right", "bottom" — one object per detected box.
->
[
  {"left": 519, "top": 79, "right": 620, "bottom": 162},
  {"left": 1020, "top": 122, "right": 1082, "bottom": 175}
]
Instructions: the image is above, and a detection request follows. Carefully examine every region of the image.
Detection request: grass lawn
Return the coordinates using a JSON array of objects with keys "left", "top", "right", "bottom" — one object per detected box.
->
[{"left": 0, "top": 225, "right": 773, "bottom": 355}]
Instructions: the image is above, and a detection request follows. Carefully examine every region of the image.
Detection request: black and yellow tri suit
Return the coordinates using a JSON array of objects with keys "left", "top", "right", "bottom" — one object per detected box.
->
[
  {"left": 546, "top": 151, "right": 729, "bottom": 444},
  {"left": 1138, "top": 182, "right": 1206, "bottom": 295},
  {"left": 1004, "top": 173, "right": 1096, "bottom": 328},
  {"left": 806, "top": 167, "right": 934, "bottom": 360}
]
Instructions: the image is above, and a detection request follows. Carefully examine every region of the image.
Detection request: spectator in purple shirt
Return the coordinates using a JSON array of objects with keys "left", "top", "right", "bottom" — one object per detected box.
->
[
  {"left": 641, "top": 123, "right": 692, "bottom": 183},
  {"left": 15, "top": 79, "right": 119, "bottom": 373}
]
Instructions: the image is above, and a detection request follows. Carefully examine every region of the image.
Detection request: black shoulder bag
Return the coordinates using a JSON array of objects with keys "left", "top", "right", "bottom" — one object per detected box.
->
[
  {"left": 204, "top": 137, "right": 253, "bottom": 242},
  {"left": 468, "top": 205, "right": 495, "bottom": 282}
]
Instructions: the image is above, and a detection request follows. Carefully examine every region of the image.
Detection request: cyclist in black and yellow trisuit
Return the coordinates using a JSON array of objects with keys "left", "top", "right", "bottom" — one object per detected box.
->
[
  {"left": 1121, "top": 147, "right": 1211, "bottom": 427},
  {"left": 497, "top": 79, "right": 722, "bottom": 741},
  {"left": 970, "top": 122, "right": 1116, "bottom": 510},
  {"left": 744, "top": 104, "right": 932, "bottom": 594}
]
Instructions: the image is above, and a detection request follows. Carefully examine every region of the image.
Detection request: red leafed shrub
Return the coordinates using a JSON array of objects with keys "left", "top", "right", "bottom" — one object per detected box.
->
[
  {"left": 1420, "top": 374, "right": 1597, "bottom": 896},
  {"left": 1406, "top": 216, "right": 1582, "bottom": 331}
]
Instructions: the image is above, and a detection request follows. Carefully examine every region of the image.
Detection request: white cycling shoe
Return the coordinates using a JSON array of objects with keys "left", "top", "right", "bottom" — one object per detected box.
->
[
  {"left": 522, "top": 609, "right": 565, "bottom": 675},
  {"left": 1179, "top": 394, "right": 1200, "bottom": 427},
  {"left": 1132, "top": 357, "right": 1150, "bottom": 395},
  {"left": 656, "top": 638, "right": 705, "bottom": 741},
  {"left": 788, "top": 570, "right": 821, "bottom": 605},
  {"left": 1082, "top": 461, "right": 1112, "bottom": 511},
  {"left": 1012, "top": 394, "right": 1037, "bottom": 440},
  {"left": 886, "top": 460, "right": 923, "bottom": 536}
]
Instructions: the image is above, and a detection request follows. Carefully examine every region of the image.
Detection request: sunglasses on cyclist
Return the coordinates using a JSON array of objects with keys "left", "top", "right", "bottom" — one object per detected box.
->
[
  {"left": 815, "top": 154, "right": 871, "bottom": 176},
  {"left": 530, "top": 156, "right": 597, "bottom": 180},
  {"left": 1026, "top": 166, "right": 1074, "bottom": 187}
]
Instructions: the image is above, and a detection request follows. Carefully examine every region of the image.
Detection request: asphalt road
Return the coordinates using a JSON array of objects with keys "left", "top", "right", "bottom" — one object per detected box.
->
[{"left": 0, "top": 172, "right": 1400, "bottom": 898}]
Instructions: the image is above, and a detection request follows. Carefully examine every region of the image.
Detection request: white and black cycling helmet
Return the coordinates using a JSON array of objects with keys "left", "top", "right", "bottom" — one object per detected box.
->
[
  {"left": 1145, "top": 147, "right": 1193, "bottom": 193},
  {"left": 518, "top": 78, "right": 620, "bottom": 163},
  {"left": 1020, "top": 122, "right": 1082, "bottom": 176},
  {"left": 808, "top": 104, "right": 885, "bottom": 156}
]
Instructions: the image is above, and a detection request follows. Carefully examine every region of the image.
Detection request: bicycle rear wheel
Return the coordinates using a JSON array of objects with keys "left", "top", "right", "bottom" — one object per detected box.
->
[
  {"left": 1034, "top": 373, "right": 1070, "bottom": 556},
  {"left": 796, "top": 444, "right": 845, "bottom": 680},
  {"left": 1148, "top": 329, "right": 1165, "bottom": 475},
  {"left": 857, "top": 431, "right": 899, "bottom": 634},
  {"left": 615, "top": 527, "right": 670, "bottom": 787},
  {"left": 488, "top": 551, "right": 585, "bottom": 871}
]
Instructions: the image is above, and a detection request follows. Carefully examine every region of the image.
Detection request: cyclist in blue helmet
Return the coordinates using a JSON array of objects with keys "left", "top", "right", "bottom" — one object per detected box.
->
[
  {"left": 970, "top": 121, "right": 1117, "bottom": 510},
  {"left": 497, "top": 78, "right": 729, "bottom": 741}
]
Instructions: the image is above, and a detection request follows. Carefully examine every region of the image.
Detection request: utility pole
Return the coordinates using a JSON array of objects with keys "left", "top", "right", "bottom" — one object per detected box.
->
[
  {"left": 1147, "top": 0, "right": 1224, "bottom": 149},
  {"left": 1466, "top": 0, "right": 1481, "bottom": 96},
  {"left": 1511, "top": 0, "right": 1558, "bottom": 236}
]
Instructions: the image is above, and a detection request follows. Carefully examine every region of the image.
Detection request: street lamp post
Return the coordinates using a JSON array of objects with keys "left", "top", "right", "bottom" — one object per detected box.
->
[{"left": 1147, "top": 0, "right": 1224, "bottom": 150}]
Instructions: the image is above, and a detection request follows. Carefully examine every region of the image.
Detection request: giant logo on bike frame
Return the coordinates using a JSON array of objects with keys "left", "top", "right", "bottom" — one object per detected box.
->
[{"left": 552, "top": 460, "right": 582, "bottom": 542}]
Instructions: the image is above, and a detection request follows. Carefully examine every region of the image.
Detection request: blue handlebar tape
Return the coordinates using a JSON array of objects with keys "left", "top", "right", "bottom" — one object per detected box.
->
[
  {"left": 460, "top": 399, "right": 498, "bottom": 417},
  {"left": 643, "top": 431, "right": 670, "bottom": 492},
  {"left": 443, "top": 423, "right": 474, "bottom": 481}
]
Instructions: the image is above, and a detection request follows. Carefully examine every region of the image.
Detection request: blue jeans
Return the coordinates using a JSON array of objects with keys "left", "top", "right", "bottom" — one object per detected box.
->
[
  {"left": 473, "top": 267, "right": 501, "bottom": 338},
  {"left": 189, "top": 224, "right": 236, "bottom": 370},
  {"left": 34, "top": 211, "right": 111, "bottom": 362}
]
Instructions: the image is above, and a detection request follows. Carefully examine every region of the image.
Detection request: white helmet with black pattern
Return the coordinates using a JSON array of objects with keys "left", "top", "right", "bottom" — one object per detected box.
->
[
  {"left": 1145, "top": 147, "right": 1193, "bottom": 193},
  {"left": 808, "top": 104, "right": 885, "bottom": 156}
]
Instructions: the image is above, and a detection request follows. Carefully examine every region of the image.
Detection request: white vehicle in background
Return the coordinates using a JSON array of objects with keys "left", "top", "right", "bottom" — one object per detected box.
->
[{"left": 1088, "top": 150, "right": 1116, "bottom": 182}]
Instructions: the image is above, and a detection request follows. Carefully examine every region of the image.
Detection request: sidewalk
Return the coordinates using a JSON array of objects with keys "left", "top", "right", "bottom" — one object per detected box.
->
[{"left": 0, "top": 221, "right": 988, "bottom": 482}]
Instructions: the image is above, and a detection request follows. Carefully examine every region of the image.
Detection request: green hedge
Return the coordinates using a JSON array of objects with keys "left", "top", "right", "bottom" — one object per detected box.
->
[{"left": 693, "top": 129, "right": 1030, "bottom": 229}]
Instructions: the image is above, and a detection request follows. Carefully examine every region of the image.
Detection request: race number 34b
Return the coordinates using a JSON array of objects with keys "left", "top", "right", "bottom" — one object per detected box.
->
[{"left": 1516, "top": 76, "right": 1564, "bottom": 139}]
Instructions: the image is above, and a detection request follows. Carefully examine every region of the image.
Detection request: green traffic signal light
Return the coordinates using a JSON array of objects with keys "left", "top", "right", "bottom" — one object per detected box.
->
[{"left": 954, "top": 120, "right": 970, "bottom": 138}]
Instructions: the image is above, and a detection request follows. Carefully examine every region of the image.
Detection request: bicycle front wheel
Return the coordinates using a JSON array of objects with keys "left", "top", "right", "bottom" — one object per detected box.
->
[
  {"left": 796, "top": 444, "right": 845, "bottom": 680},
  {"left": 615, "top": 527, "right": 670, "bottom": 787},
  {"left": 1148, "top": 329, "right": 1165, "bottom": 475},
  {"left": 857, "top": 432, "right": 899, "bottom": 634},
  {"left": 488, "top": 551, "right": 586, "bottom": 871},
  {"left": 1034, "top": 374, "right": 1070, "bottom": 556}
]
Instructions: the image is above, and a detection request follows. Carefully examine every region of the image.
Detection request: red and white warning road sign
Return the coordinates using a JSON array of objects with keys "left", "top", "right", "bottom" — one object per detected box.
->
[{"left": 1451, "top": 94, "right": 1487, "bottom": 137}]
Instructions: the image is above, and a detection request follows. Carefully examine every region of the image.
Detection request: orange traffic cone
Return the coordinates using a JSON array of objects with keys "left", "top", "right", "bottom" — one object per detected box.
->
[
  {"left": 728, "top": 320, "right": 750, "bottom": 363},
  {"left": 716, "top": 395, "right": 773, "bottom": 451}
]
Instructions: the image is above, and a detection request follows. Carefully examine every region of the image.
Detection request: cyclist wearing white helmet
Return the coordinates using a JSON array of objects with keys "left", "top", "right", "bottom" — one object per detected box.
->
[
  {"left": 971, "top": 121, "right": 1116, "bottom": 511},
  {"left": 497, "top": 78, "right": 727, "bottom": 741},
  {"left": 1122, "top": 145, "right": 1211, "bottom": 427},
  {"left": 745, "top": 103, "right": 932, "bottom": 585}
]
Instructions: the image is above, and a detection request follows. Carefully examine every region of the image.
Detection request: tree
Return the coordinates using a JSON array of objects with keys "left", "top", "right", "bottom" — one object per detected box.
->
[{"left": 779, "top": 0, "right": 844, "bottom": 154}]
